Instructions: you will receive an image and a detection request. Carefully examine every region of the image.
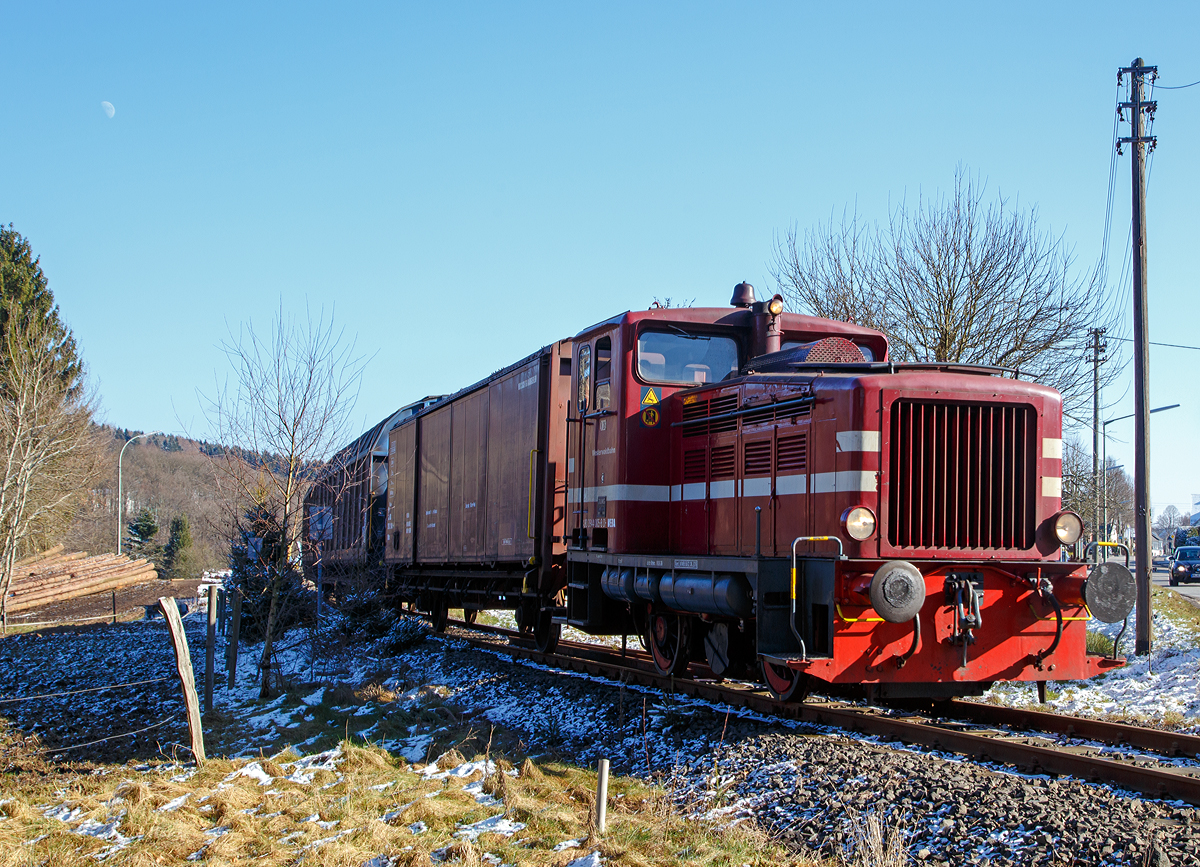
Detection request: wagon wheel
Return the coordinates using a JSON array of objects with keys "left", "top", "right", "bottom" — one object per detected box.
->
[
  {"left": 430, "top": 599, "right": 449, "bottom": 634},
  {"left": 648, "top": 611, "right": 691, "bottom": 677},
  {"left": 759, "top": 658, "right": 808, "bottom": 703},
  {"left": 534, "top": 608, "right": 560, "bottom": 654}
]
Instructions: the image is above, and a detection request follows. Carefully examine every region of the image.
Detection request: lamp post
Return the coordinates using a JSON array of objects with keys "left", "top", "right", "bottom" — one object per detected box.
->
[
  {"left": 1100, "top": 404, "right": 1179, "bottom": 543},
  {"left": 117, "top": 431, "right": 163, "bottom": 554}
]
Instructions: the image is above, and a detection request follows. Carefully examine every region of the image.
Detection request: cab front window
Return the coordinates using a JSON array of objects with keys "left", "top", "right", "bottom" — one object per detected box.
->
[{"left": 637, "top": 330, "right": 739, "bottom": 385}]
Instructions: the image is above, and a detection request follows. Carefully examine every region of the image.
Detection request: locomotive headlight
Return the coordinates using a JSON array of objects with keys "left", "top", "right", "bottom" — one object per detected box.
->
[
  {"left": 767, "top": 296, "right": 784, "bottom": 316},
  {"left": 1052, "top": 510, "right": 1084, "bottom": 545},
  {"left": 842, "top": 506, "right": 877, "bottom": 541}
]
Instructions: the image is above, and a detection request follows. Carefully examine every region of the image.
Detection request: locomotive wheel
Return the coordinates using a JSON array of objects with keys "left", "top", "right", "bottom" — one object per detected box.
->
[
  {"left": 648, "top": 611, "right": 692, "bottom": 677},
  {"left": 534, "top": 609, "right": 560, "bottom": 653},
  {"left": 760, "top": 658, "right": 808, "bottom": 703},
  {"left": 463, "top": 609, "right": 478, "bottom": 625},
  {"left": 430, "top": 600, "right": 449, "bottom": 634}
]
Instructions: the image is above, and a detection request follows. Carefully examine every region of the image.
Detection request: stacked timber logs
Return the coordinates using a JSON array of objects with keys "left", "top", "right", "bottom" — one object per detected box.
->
[{"left": 5, "top": 545, "right": 158, "bottom": 613}]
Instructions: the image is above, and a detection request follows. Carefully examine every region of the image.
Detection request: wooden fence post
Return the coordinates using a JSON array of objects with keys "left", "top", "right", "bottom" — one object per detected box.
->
[
  {"left": 218, "top": 588, "right": 227, "bottom": 636},
  {"left": 205, "top": 585, "right": 218, "bottom": 713},
  {"left": 158, "top": 596, "right": 205, "bottom": 763},
  {"left": 226, "top": 589, "right": 242, "bottom": 689}
]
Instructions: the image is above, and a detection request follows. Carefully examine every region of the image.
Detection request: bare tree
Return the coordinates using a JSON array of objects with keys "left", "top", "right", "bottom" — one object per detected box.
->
[
  {"left": 202, "top": 303, "right": 367, "bottom": 697},
  {"left": 1155, "top": 505, "right": 1184, "bottom": 533},
  {"left": 0, "top": 305, "right": 102, "bottom": 622},
  {"left": 1060, "top": 437, "right": 1097, "bottom": 532},
  {"left": 771, "top": 168, "right": 1124, "bottom": 417}
]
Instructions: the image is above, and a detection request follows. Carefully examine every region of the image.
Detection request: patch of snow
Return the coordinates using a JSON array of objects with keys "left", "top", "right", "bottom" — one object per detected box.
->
[
  {"left": 301, "top": 688, "right": 326, "bottom": 706},
  {"left": 984, "top": 604, "right": 1200, "bottom": 726},
  {"left": 302, "top": 829, "right": 355, "bottom": 850},
  {"left": 158, "top": 794, "right": 190, "bottom": 812},
  {"left": 420, "top": 756, "right": 496, "bottom": 780},
  {"left": 284, "top": 747, "right": 343, "bottom": 784},
  {"left": 566, "top": 853, "right": 603, "bottom": 867},
  {"left": 224, "top": 761, "right": 273, "bottom": 786},
  {"left": 409, "top": 820, "right": 429, "bottom": 834},
  {"left": 398, "top": 735, "right": 432, "bottom": 763},
  {"left": 454, "top": 813, "right": 526, "bottom": 841},
  {"left": 554, "top": 838, "right": 583, "bottom": 851},
  {"left": 43, "top": 804, "right": 85, "bottom": 823}
]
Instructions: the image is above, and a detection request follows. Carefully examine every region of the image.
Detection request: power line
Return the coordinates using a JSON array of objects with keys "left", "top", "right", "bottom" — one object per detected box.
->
[
  {"left": 1153, "top": 77, "right": 1200, "bottom": 90},
  {"left": 1106, "top": 335, "right": 1200, "bottom": 352}
]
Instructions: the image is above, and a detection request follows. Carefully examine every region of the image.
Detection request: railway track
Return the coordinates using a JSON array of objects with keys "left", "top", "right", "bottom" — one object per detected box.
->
[{"left": 441, "top": 618, "right": 1200, "bottom": 806}]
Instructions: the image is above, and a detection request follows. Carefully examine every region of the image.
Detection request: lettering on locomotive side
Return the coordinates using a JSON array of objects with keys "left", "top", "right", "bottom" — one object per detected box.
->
[
  {"left": 674, "top": 558, "right": 698, "bottom": 569},
  {"left": 592, "top": 447, "right": 616, "bottom": 456}
]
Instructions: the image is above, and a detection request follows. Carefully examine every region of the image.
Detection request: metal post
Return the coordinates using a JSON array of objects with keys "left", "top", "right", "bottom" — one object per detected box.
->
[
  {"left": 595, "top": 758, "right": 609, "bottom": 834},
  {"left": 205, "top": 584, "right": 218, "bottom": 713},
  {"left": 116, "top": 431, "right": 162, "bottom": 554},
  {"left": 1119, "top": 58, "right": 1157, "bottom": 655},
  {"left": 1091, "top": 328, "right": 1104, "bottom": 534},
  {"left": 112, "top": 589, "right": 117, "bottom": 625},
  {"left": 226, "top": 589, "right": 242, "bottom": 688}
]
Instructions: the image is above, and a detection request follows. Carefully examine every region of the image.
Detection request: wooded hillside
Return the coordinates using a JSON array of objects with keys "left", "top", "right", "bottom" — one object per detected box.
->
[{"left": 63, "top": 426, "right": 233, "bottom": 575}]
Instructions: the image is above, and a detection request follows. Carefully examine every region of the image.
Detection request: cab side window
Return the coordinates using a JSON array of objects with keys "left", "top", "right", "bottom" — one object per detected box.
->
[{"left": 594, "top": 337, "right": 612, "bottom": 410}]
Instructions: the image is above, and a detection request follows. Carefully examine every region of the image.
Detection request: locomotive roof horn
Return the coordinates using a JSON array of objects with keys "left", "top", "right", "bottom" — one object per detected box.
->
[{"left": 730, "top": 281, "right": 756, "bottom": 307}]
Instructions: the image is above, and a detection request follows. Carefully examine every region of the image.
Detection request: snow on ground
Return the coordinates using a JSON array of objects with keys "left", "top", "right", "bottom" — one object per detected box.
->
[{"left": 984, "top": 596, "right": 1200, "bottom": 727}]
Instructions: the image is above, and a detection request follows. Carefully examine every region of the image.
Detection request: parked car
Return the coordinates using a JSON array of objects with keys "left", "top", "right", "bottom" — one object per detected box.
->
[{"left": 1170, "top": 546, "right": 1200, "bottom": 586}]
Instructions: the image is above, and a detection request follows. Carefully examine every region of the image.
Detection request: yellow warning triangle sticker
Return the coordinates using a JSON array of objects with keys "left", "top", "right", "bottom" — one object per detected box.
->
[{"left": 641, "top": 387, "right": 659, "bottom": 406}]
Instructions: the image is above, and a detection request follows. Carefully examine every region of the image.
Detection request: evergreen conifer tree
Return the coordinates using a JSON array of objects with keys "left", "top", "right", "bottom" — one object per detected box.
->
[
  {"left": 0, "top": 225, "right": 83, "bottom": 395},
  {"left": 125, "top": 506, "right": 160, "bottom": 559},
  {"left": 162, "top": 514, "right": 196, "bottom": 579}
]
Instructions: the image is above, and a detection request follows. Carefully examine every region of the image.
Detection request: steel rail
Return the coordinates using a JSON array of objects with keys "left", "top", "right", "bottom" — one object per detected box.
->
[
  {"left": 440, "top": 618, "right": 1200, "bottom": 805},
  {"left": 944, "top": 699, "right": 1200, "bottom": 759}
]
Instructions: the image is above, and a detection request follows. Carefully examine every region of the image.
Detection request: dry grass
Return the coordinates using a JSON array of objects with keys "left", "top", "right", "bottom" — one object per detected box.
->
[{"left": 0, "top": 738, "right": 833, "bottom": 866}]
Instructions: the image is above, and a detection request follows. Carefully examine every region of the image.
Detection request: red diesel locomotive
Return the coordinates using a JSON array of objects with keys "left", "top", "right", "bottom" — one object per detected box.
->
[{"left": 308, "top": 284, "right": 1133, "bottom": 701}]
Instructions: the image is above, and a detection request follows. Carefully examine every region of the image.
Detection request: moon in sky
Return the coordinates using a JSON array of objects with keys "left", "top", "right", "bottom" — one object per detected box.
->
[{"left": 101, "top": 101, "right": 115, "bottom": 118}]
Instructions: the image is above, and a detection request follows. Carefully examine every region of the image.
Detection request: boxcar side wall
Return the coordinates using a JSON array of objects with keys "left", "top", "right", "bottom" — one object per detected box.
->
[
  {"left": 416, "top": 407, "right": 452, "bottom": 564},
  {"left": 385, "top": 422, "right": 416, "bottom": 564},
  {"left": 384, "top": 345, "right": 570, "bottom": 574}
]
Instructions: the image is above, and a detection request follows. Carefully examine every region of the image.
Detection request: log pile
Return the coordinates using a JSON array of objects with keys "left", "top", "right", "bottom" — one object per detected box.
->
[{"left": 5, "top": 545, "right": 158, "bottom": 613}]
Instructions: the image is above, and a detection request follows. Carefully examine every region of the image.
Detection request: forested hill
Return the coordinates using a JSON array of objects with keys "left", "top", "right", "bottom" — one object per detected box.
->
[{"left": 64, "top": 426, "right": 244, "bottom": 575}]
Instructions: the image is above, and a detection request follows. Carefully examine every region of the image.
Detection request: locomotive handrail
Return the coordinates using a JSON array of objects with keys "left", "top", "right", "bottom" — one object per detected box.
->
[
  {"left": 1085, "top": 540, "right": 1131, "bottom": 567},
  {"left": 670, "top": 395, "right": 815, "bottom": 427},
  {"left": 835, "top": 603, "right": 884, "bottom": 624},
  {"left": 788, "top": 536, "right": 847, "bottom": 660}
]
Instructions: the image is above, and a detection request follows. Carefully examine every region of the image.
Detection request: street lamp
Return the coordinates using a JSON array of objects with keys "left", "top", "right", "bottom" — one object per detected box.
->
[
  {"left": 1100, "top": 404, "right": 1179, "bottom": 544},
  {"left": 117, "top": 431, "right": 163, "bottom": 554}
]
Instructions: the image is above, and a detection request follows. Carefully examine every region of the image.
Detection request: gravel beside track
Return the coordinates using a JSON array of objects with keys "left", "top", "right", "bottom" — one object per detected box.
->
[
  {"left": 421, "top": 631, "right": 1197, "bottom": 866},
  {"left": 0, "top": 612, "right": 1196, "bottom": 864}
]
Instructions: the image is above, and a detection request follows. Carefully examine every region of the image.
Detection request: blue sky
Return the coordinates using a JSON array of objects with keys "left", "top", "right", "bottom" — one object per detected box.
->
[{"left": 3, "top": 1, "right": 1199, "bottom": 518}]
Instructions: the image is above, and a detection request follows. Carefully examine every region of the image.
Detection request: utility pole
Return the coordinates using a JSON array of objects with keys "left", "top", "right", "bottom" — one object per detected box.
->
[
  {"left": 1090, "top": 327, "right": 1106, "bottom": 534},
  {"left": 1117, "top": 57, "right": 1157, "bottom": 655}
]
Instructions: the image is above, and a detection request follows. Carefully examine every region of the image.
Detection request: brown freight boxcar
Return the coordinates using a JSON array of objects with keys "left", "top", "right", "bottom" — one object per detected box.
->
[
  {"left": 384, "top": 342, "right": 574, "bottom": 642},
  {"left": 304, "top": 397, "right": 443, "bottom": 584}
]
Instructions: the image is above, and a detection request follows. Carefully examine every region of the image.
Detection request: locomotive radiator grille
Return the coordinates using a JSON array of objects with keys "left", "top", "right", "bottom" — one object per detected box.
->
[{"left": 887, "top": 400, "right": 1037, "bottom": 550}]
